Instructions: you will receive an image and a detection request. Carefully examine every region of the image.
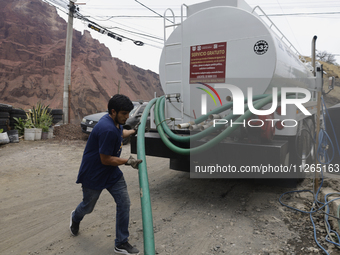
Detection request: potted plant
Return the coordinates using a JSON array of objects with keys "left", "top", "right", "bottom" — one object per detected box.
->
[
  {"left": 13, "top": 115, "right": 36, "bottom": 141},
  {"left": 13, "top": 117, "right": 27, "bottom": 136},
  {"left": 0, "top": 128, "right": 10, "bottom": 144},
  {"left": 39, "top": 113, "right": 53, "bottom": 139},
  {"left": 27, "top": 102, "right": 52, "bottom": 140},
  {"left": 23, "top": 118, "right": 35, "bottom": 141}
]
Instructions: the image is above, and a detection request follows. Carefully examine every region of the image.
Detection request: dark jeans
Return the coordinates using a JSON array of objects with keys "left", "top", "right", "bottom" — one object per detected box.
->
[{"left": 72, "top": 176, "right": 131, "bottom": 246}]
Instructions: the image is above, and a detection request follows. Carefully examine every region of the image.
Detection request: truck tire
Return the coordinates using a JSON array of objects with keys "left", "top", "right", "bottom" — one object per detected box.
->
[
  {"left": 51, "top": 109, "right": 63, "bottom": 115},
  {"left": 0, "top": 117, "right": 9, "bottom": 131},
  {"left": 51, "top": 109, "right": 63, "bottom": 124},
  {"left": 10, "top": 111, "right": 27, "bottom": 129},
  {"left": 0, "top": 119, "right": 9, "bottom": 126},
  {"left": 10, "top": 108, "right": 26, "bottom": 115},
  {"left": 0, "top": 112, "right": 10, "bottom": 118},
  {"left": 10, "top": 114, "right": 27, "bottom": 120},
  {"left": 0, "top": 125, "right": 8, "bottom": 132},
  {"left": 291, "top": 118, "right": 315, "bottom": 179},
  {"left": 0, "top": 103, "right": 12, "bottom": 112},
  {"left": 52, "top": 115, "right": 63, "bottom": 124}
]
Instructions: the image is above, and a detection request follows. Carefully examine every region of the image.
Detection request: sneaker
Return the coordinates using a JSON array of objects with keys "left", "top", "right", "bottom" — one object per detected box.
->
[
  {"left": 69, "top": 210, "right": 80, "bottom": 236},
  {"left": 114, "top": 242, "right": 140, "bottom": 254}
]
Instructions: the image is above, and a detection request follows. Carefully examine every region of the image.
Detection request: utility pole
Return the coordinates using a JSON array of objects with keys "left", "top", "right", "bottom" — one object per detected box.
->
[
  {"left": 115, "top": 80, "right": 121, "bottom": 94},
  {"left": 312, "top": 35, "right": 322, "bottom": 195},
  {"left": 63, "top": 0, "right": 77, "bottom": 124}
]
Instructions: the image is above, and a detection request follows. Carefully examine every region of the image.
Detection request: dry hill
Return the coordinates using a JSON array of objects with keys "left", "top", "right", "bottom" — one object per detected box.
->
[
  {"left": 303, "top": 57, "right": 340, "bottom": 106},
  {"left": 0, "top": 0, "right": 163, "bottom": 123},
  {"left": 320, "top": 61, "right": 340, "bottom": 106}
]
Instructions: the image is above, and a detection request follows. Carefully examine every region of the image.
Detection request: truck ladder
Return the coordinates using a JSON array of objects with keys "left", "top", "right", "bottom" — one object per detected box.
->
[{"left": 163, "top": 5, "right": 188, "bottom": 123}]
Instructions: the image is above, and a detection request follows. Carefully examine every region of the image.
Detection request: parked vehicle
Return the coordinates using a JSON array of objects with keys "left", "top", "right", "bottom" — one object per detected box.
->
[
  {"left": 131, "top": 0, "right": 336, "bottom": 184},
  {"left": 80, "top": 111, "right": 106, "bottom": 134},
  {"left": 80, "top": 101, "right": 150, "bottom": 144},
  {"left": 122, "top": 101, "right": 150, "bottom": 144}
]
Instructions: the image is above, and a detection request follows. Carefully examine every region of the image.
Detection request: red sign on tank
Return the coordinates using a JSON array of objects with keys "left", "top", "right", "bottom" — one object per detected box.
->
[{"left": 190, "top": 42, "right": 227, "bottom": 84}]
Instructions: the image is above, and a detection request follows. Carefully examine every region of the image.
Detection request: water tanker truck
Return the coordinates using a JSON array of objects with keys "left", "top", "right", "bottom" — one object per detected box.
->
[{"left": 132, "top": 0, "right": 335, "bottom": 181}]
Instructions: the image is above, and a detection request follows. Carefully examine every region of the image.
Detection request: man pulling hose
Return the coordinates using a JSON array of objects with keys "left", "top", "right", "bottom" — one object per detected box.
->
[{"left": 70, "top": 94, "right": 142, "bottom": 255}]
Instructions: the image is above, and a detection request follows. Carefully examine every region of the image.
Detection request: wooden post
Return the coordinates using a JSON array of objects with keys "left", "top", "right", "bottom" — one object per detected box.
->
[
  {"left": 314, "top": 91, "right": 322, "bottom": 194},
  {"left": 115, "top": 80, "right": 121, "bottom": 94}
]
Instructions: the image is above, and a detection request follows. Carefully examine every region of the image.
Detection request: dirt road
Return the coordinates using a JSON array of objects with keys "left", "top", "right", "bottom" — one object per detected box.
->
[{"left": 0, "top": 139, "right": 338, "bottom": 254}]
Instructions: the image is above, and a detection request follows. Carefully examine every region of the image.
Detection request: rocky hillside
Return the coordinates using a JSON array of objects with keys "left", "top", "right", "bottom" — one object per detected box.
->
[
  {"left": 318, "top": 61, "right": 340, "bottom": 106},
  {"left": 303, "top": 57, "right": 340, "bottom": 106},
  {"left": 0, "top": 0, "right": 163, "bottom": 123}
]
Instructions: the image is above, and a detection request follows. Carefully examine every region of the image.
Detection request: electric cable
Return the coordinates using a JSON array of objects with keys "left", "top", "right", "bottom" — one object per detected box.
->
[
  {"left": 324, "top": 194, "right": 340, "bottom": 247},
  {"left": 74, "top": 12, "right": 145, "bottom": 46},
  {"left": 42, "top": 0, "right": 69, "bottom": 15},
  {"left": 280, "top": 97, "right": 340, "bottom": 254},
  {"left": 44, "top": 0, "right": 68, "bottom": 10},
  {"left": 274, "top": 0, "right": 302, "bottom": 54},
  {"left": 264, "top": 12, "right": 340, "bottom": 17},
  {"left": 83, "top": 14, "right": 164, "bottom": 41},
  {"left": 42, "top": 0, "right": 148, "bottom": 46},
  {"left": 317, "top": 96, "right": 340, "bottom": 165},
  {"left": 105, "top": 27, "right": 163, "bottom": 41},
  {"left": 134, "top": 0, "right": 174, "bottom": 23},
  {"left": 75, "top": 10, "right": 163, "bottom": 48}
]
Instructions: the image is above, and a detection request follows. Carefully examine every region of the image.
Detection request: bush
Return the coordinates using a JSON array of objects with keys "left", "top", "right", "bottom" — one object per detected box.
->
[
  {"left": 27, "top": 102, "right": 53, "bottom": 131},
  {"left": 13, "top": 117, "right": 34, "bottom": 136}
]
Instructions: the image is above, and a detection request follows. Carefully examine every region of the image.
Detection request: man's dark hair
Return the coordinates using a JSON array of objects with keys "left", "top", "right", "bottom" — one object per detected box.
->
[{"left": 108, "top": 94, "right": 134, "bottom": 115}]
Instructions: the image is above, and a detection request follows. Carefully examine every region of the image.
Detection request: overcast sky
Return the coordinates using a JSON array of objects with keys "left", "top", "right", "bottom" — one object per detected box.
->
[{"left": 52, "top": 0, "right": 340, "bottom": 73}]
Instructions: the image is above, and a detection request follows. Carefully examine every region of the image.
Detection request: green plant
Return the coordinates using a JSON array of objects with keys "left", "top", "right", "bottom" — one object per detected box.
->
[
  {"left": 13, "top": 117, "right": 34, "bottom": 136},
  {"left": 27, "top": 102, "right": 52, "bottom": 129},
  {"left": 39, "top": 113, "right": 53, "bottom": 132},
  {"left": 13, "top": 117, "right": 24, "bottom": 135}
]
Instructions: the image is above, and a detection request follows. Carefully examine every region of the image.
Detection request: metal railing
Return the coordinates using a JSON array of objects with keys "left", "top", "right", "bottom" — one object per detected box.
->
[{"left": 252, "top": 6, "right": 307, "bottom": 63}]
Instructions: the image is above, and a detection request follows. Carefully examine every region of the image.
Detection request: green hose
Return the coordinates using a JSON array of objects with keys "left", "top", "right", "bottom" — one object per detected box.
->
[
  {"left": 193, "top": 94, "right": 268, "bottom": 124},
  {"left": 136, "top": 97, "right": 157, "bottom": 255},
  {"left": 154, "top": 92, "right": 280, "bottom": 155},
  {"left": 158, "top": 95, "right": 268, "bottom": 143},
  {"left": 135, "top": 90, "right": 283, "bottom": 254}
]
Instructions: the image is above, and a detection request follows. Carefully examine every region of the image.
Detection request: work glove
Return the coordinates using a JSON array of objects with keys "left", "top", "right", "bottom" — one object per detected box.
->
[
  {"left": 133, "top": 122, "right": 149, "bottom": 136},
  {"left": 125, "top": 155, "right": 143, "bottom": 169},
  {"left": 133, "top": 122, "right": 141, "bottom": 135}
]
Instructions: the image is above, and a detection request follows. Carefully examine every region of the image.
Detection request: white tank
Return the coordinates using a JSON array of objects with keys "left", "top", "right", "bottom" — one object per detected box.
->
[{"left": 159, "top": 0, "right": 314, "bottom": 124}]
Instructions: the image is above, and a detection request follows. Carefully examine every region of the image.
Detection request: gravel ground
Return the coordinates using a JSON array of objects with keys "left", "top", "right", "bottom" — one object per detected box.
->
[{"left": 0, "top": 124, "right": 340, "bottom": 255}]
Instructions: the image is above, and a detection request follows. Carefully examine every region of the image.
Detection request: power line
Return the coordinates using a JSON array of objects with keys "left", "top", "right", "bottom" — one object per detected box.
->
[
  {"left": 76, "top": 6, "right": 165, "bottom": 47},
  {"left": 86, "top": 15, "right": 167, "bottom": 20},
  {"left": 90, "top": 11, "right": 340, "bottom": 19},
  {"left": 45, "top": 0, "right": 68, "bottom": 9},
  {"left": 134, "top": 0, "right": 174, "bottom": 23},
  {"left": 265, "top": 11, "right": 340, "bottom": 16},
  {"left": 275, "top": 0, "right": 302, "bottom": 53},
  {"left": 75, "top": 12, "right": 145, "bottom": 46},
  {"left": 254, "top": 1, "right": 340, "bottom": 8},
  {"left": 43, "top": 0, "right": 146, "bottom": 46},
  {"left": 105, "top": 27, "right": 163, "bottom": 41},
  {"left": 86, "top": 17, "right": 163, "bottom": 47},
  {"left": 80, "top": 12, "right": 164, "bottom": 46},
  {"left": 42, "top": 0, "right": 69, "bottom": 15}
]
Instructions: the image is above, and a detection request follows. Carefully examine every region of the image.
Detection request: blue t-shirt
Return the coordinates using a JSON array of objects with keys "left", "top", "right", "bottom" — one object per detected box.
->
[{"left": 76, "top": 114, "right": 123, "bottom": 190}]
